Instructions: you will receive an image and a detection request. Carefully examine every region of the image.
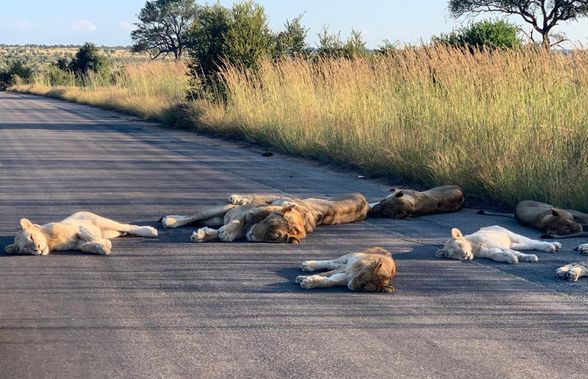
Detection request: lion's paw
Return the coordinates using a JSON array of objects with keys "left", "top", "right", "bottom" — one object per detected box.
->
[
  {"left": 144, "top": 226, "right": 158, "bottom": 237},
  {"left": 504, "top": 254, "right": 518, "bottom": 264},
  {"left": 160, "top": 216, "right": 179, "bottom": 229},
  {"left": 575, "top": 244, "right": 588, "bottom": 255},
  {"left": 547, "top": 242, "right": 562, "bottom": 253},
  {"left": 299, "top": 277, "right": 317, "bottom": 289},
  {"left": 101, "top": 240, "right": 112, "bottom": 255},
  {"left": 295, "top": 275, "right": 307, "bottom": 284},
  {"left": 301, "top": 261, "right": 314, "bottom": 272},
  {"left": 229, "top": 194, "right": 251, "bottom": 205},
  {"left": 190, "top": 228, "right": 208, "bottom": 243},
  {"left": 520, "top": 254, "right": 538, "bottom": 263}
]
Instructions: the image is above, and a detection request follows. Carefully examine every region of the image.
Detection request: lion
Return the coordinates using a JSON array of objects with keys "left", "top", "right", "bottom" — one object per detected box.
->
[
  {"left": 295, "top": 247, "right": 397, "bottom": 292},
  {"left": 556, "top": 261, "right": 588, "bottom": 281},
  {"left": 160, "top": 193, "right": 370, "bottom": 244},
  {"left": 478, "top": 200, "right": 588, "bottom": 238},
  {"left": 4, "top": 211, "right": 158, "bottom": 255},
  {"left": 369, "top": 185, "right": 464, "bottom": 219},
  {"left": 435, "top": 225, "right": 561, "bottom": 264}
]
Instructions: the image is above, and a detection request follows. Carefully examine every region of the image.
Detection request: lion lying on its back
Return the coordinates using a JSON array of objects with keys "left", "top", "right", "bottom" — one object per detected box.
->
[
  {"left": 4, "top": 211, "right": 157, "bottom": 255},
  {"left": 160, "top": 193, "right": 369, "bottom": 244},
  {"left": 369, "top": 185, "right": 464, "bottom": 219}
]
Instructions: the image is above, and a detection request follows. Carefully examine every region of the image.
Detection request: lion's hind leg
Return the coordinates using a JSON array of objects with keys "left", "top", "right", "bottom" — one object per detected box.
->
[
  {"left": 296, "top": 269, "right": 348, "bottom": 289},
  {"left": 301, "top": 254, "right": 350, "bottom": 272},
  {"left": 161, "top": 204, "right": 236, "bottom": 229},
  {"left": 79, "top": 213, "right": 157, "bottom": 238},
  {"left": 556, "top": 261, "right": 588, "bottom": 281},
  {"left": 511, "top": 240, "right": 561, "bottom": 253}
]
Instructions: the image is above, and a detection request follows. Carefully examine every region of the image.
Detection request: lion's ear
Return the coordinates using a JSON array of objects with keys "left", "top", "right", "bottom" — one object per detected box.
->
[
  {"left": 551, "top": 208, "right": 563, "bottom": 217},
  {"left": 287, "top": 236, "right": 301, "bottom": 244},
  {"left": 20, "top": 218, "right": 34, "bottom": 230},
  {"left": 5, "top": 244, "right": 18, "bottom": 254},
  {"left": 451, "top": 228, "right": 463, "bottom": 239},
  {"left": 395, "top": 190, "right": 404, "bottom": 198},
  {"left": 371, "top": 257, "right": 383, "bottom": 270},
  {"left": 435, "top": 249, "right": 446, "bottom": 257}
]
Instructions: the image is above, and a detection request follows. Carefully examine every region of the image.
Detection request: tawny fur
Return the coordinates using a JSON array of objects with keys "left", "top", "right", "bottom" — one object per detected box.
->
[
  {"left": 160, "top": 193, "right": 369, "bottom": 244},
  {"left": 516, "top": 200, "right": 588, "bottom": 238},
  {"left": 556, "top": 261, "right": 588, "bottom": 281},
  {"left": 369, "top": 185, "right": 464, "bottom": 219},
  {"left": 4, "top": 211, "right": 158, "bottom": 255},
  {"left": 296, "top": 247, "right": 397, "bottom": 292},
  {"left": 435, "top": 225, "right": 561, "bottom": 264}
]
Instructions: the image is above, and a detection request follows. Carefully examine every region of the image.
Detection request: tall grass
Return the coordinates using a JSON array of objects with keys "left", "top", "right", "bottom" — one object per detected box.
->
[
  {"left": 12, "top": 47, "right": 588, "bottom": 209},
  {"left": 14, "top": 61, "right": 188, "bottom": 119},
  {"left": 199, "top": 47, "right": 588, "bottom": 209}
]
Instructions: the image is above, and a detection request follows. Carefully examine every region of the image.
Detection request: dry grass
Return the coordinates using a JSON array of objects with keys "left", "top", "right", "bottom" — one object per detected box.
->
[
  {"left": 14, "top": 61, "right": 188, "bottom": 119},
  {"left": 12, "top": 47, "right": 588, "bottom": 209}
]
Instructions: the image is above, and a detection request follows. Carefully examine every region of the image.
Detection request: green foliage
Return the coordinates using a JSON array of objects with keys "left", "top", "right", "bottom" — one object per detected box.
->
[
  {"left": 317, "top": 27, "right": 368, "bottom": 58},
  {"left": 433, "top": 19, "right": 522, "bottom": 50},
  {"left": 132, "top": 0, "right": 198, "bottom": 59},
  {"left": 0, "top": 60, "right": 33, "bottom": 89},
  {"left": 69, "top": 43, "right": 111, "bottom": 77},
  {"left": 273, "top": 15, "right": 309, "bottom": 57},
  {"left": 447, "top": 0, "right": 588, "bottom": 48},
  {"left": 44, "top": 65, "right": 78, "bottom": 86}
]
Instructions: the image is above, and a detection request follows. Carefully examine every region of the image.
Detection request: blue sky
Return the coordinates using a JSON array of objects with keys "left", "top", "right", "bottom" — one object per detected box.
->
[{"left": 1, "top": 0, "right": 588, "bottom": 47}]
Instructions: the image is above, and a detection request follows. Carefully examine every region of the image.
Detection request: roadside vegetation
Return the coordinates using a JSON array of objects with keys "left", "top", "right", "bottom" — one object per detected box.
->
[{"left": 7, "top": 0, "right": 588, "bottom": 210}]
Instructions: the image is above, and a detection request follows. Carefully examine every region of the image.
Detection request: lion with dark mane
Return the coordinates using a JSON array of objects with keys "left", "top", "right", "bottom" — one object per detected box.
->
[
  {"left": 160, "top": 193, "right": 369, "bottom": 244},
  {"left": 369, "top": 185, "right": 464, "bottom": 219}
]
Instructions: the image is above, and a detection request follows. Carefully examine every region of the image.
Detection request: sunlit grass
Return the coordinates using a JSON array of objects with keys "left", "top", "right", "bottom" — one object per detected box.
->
[{"left": 12, "top": 47, "right": 588, "bottom": 209}]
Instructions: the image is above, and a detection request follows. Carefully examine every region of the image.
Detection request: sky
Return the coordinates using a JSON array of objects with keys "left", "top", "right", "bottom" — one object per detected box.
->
[{"left": 1, "top": 0, "right": 588, "bottom": 48}]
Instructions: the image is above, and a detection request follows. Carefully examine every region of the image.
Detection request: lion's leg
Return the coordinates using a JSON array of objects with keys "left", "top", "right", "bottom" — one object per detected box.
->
[
  {"left": 510, "top": 240, "right": 561, "bottom": 253},
  {"left": 217, "top": 220, "right": 246, "bottom": 242},
  {"left": 89, "top": 216, "right": 157, "bottom": 238},
  {"left": 296, "top": 270, "right": 348, "bottom": 289},
  {"left": 77, "top": 225, "right": 113, "bottom": 254},
  {"left": 229, "top": 194, "right": 283, "bottom": 205},
  {"left": 478, "top": 247, "right": 519, "bottom": 264},
  {"left": 79, "top": 240, "right": 112, "bottom": 255},
  {"left": 504, "top": 249, "right": 538, "bottom": 263},
  {"left": 556, "top": 262, "right": 588, "bottom": 281},
  {"left": 301, "top": 255, "right": 350, "bottom": 272},
  {"left": 575, "top": 244, "right": 588, "bottom": 255},
  {"left": 190, "top": 227, "right": 220, "bottom": 243},
  {"left": 161, "top": 204, "right": 236, "bottom": 228}
]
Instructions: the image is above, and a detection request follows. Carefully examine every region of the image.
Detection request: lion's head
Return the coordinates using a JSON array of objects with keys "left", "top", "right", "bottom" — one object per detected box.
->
[
  {"left": 4, "top": 219, "right": 50, "bottom": 255},
  {"left": 246, "top": 202, "right": 305, "bottom": 244},
  {"left": 348, "top": 255, "right": 396, "bottom": 292},
  {"left": 435, "top": 228, "right": 473, "bottom": 261},
  {"left": 370, "top": 188, "right": 412, "bottom": 218},
  {"left": 544, "top": 208, "right": 582, "bottom": 235}
]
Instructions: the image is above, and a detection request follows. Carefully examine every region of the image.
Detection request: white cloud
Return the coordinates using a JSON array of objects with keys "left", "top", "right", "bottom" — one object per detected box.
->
[
  {"left": 71, "top": 19, "right": 97, "bottom": 32},
  {"left": 15, "top": 20, "right": 32, "bottom": 30},
  {"left": 118, "top": 21, "right": 134, "bottom": 31}
]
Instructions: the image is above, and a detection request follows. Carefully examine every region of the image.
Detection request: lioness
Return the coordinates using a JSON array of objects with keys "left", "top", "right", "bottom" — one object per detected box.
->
[
  {"left": 160, "top": 193, "right": 369, "bottom": 244},
  {"left": 4, "top": 211, "right": 158, "bottom": 255},
  {"left": 369, "top": 185, "right": 464, "bottom": 219},
  {"left": 556, "top": 261, "right": 588, "bottom": 281},
  {"left": 478, "top": 200, "right": 588, "bottom": 238},
  {"left": 295, "top": 247, "right": 397, "bottom": 292},
  {"left": 435, "top": 225, "right": 561, "bottom": 264}
]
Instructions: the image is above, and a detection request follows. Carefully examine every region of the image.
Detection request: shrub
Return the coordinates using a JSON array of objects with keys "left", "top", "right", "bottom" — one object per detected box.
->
[{"left": 433, "top": 19, "right": 522, "bottom": 50}]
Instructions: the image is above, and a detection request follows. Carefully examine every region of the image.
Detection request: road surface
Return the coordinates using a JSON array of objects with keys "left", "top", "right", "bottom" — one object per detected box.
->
[{"left": 1, "top": 91, "right": 587, "bottom": 378}]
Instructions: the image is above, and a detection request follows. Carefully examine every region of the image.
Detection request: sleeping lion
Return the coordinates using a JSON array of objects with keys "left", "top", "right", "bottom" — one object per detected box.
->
[
  {"left": 435, "top": 225, "right": 561, "bottom": 264},
  {"left": 478, "top": 200, "right": 588, "bottom": 238},
  {"left": 295, "top": 247, "right": 397, "bottom": 292},
  {"left": 4, "top": 211, "right": 158, "bottom": 255},
  {"left": 557, "top": 244, "right": 588, "bottom": 281},
  {"left": 160, "top": 193, "right": 369, "bottom": 244},
  {"left": 369, "top": 185, "right": 464, "bottom": 219}
]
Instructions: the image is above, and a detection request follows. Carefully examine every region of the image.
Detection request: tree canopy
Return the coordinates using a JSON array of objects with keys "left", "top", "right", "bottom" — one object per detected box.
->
[{"left": 448, "top": 0, "right": 588, "bottom": 48}]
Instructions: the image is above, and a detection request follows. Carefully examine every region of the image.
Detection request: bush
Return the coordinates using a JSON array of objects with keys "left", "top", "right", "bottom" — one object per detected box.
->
[
  {"left": 69, "top": 43, "right": 111, "bottom": 77},
  {"left": 433, "top": 19, "right": 522, "bottom": 50},
  {"left": 0, "top": 60, "right": 33, "bottom": 89}
]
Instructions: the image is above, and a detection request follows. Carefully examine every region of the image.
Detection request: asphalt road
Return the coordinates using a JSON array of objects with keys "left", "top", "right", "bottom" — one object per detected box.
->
[{"left": 1, "top": 91, "right": 587, "bottom": 379}]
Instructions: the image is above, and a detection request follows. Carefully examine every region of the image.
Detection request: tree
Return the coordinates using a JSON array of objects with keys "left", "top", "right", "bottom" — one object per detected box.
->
[
  {"left": 69, "top": 43, "right": 110, "bottom": 76},
  {"left": 273, "top": 15, "right": 309, "bottom": 57},
  {"left": 433, "top": 19, "right": 523, "bottom": 49},
  {"left": 132, "top": 0, "right": 198, "bottom": 59},
  {"left": 317, "top": 27, "right": 368, "bottom": 58},
  {"left": 448, "top": 0, "right": 588, "bottom": 48}
]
